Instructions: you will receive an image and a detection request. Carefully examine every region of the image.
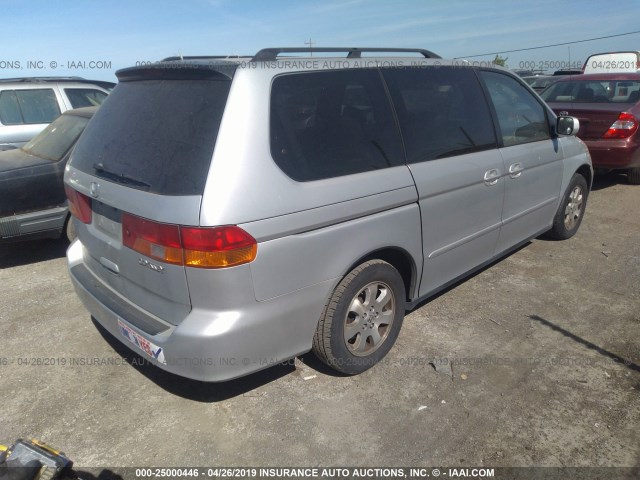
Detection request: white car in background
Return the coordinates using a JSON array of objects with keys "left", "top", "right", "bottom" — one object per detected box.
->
[{"left": 0, "top": 76, "right": 113, "bottom": 151}]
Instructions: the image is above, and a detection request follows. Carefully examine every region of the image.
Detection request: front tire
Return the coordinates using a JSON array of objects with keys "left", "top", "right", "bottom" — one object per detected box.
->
[
  {"left": 312, "top": 260, "right": 406, "bottom": 375},
  {"left": 547, "top": 173, "right": 588, "bottom": 240}
]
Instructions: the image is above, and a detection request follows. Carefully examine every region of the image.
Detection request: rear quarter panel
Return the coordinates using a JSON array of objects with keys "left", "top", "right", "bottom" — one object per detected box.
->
[{"left": 244, "top": 201, "right": 422, "bottom": 302}]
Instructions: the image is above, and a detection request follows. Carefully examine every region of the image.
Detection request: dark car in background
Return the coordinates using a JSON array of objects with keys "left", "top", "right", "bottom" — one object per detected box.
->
[
  {"left": 522, "top": 75, "right": 562, "bottom": 93},
  {"left": 541, "top": 73, "right": 640, "bottom": 184},
  {"left": 0, "top": 106, "right": 96, "bottom": 242},
  {"left": 522, "top": 71, "right": 582, "bottom": 93}
]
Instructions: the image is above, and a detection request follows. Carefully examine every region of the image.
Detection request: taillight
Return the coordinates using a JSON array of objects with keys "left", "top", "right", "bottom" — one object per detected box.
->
[
  {"left": 181, "top": 226, "right": 257, "bottom": 268},
  {"left": 65, "top": 185, "right": 92, "bottom": 224},
  {"left": 122, "top": 213, "right": 257, "bottom": 269},
  {"left": 122, "top": 214, "right": 183, "bottom": 265},
  {"left": 603, "top": 112, "right": 638, "bottom": 139}
]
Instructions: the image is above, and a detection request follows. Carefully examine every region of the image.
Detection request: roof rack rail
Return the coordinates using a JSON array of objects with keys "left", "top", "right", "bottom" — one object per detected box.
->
[
  {"left": 0, "top": 76, "right": 87, "bottom": 83},
  {"left": 162, "top": 55, "right": 249, "bottom": 61},
  {"left": 0, "top": 76, "right": 116, "bottom": 89},
  {"left": 251, "top": 47, "right": 441, "bottom": 62}
]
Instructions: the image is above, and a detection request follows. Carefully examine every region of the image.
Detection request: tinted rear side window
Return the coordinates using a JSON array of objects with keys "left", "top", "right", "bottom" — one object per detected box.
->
[
  {"left": 0, "top": 91, "right": 22, "bottom": 124},
  {"left": 0, "top": 89, "right": 60, "bottom": 125},
  {"left": 64, "top": 88, "right": 108, "bottom": 108},
  {"left": 382, "top": 67, "right": 496, "bottom": 163},
  {"left": 71, "top": 79, "right": 230, "bottom": 195},
  {"left": 270, "top": 69, "right": 404, "bottom": 181}
]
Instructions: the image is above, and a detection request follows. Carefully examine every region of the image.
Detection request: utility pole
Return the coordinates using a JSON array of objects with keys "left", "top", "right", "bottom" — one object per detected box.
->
[{"left": 305, "top": 38, "right": 315, "bottom": 56}]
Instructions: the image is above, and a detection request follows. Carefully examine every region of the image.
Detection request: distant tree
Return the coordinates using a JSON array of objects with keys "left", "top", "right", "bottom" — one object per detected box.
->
[{"left": 493, "top": 54, "right": 508, "bottom": 67}]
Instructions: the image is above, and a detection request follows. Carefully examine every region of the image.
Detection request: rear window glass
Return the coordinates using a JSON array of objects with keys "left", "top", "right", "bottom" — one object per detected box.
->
[
  {"left": 0, "top": 89, "right": 60, "bottom": 125},
  {"left": 22, "top": 113, "right": 89, "bottom": 161},
  {"left": 70, "top": 79, "right": 230, "bottom": 195},
  {"left": 270, "top": 69, "right": 404, "bottom": 182},
  {"left": 541, "top": 80, "right": 640, "bottom": 103}
]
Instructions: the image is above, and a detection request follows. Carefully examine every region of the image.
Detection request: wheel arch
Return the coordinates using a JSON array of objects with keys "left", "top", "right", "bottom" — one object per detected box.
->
[
  {"left": 576, "top": 163, "right": 593, "bottom": 190},
  {"left": 341, "top": 247, "right": 419, "bottom": 303}
]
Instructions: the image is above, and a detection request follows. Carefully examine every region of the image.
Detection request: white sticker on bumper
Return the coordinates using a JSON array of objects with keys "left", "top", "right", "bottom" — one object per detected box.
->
[{"left": 117, "top": 319, "right": 166, "bottom": 364}]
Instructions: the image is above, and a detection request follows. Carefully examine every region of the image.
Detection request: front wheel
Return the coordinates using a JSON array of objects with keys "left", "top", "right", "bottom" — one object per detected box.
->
[
  {"left": 547, "top": 173, "right": 588, "bottom": 240},
  {"left": 312, "top": 260, "right": 406, "bottom": 375}
]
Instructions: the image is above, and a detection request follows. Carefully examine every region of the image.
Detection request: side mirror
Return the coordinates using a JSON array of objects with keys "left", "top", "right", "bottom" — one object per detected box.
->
[{"left": 556, "top": 116, "right": 580, "bottom": 136}]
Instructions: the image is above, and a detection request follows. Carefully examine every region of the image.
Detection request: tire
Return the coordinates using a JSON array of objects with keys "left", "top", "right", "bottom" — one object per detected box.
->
[
  {"left": 628, "top": 167, "right": 640, "bottom": 185},
  {"left": 65, "top": 216, "right": 76, "bottom": 242},
  {"left": 312, "top": 260, "right": 406, "bottom": 375},
  {"left": 547, "top": 173, "right": 588, "bottom": 240}
]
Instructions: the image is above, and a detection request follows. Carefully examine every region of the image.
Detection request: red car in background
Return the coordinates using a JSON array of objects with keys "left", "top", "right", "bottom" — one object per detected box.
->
[{"left": 541, "top": 73, "right": 640, "bottom": 184}]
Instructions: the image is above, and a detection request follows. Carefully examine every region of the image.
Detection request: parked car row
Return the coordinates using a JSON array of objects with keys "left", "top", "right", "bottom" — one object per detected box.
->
[
  {"left": 522, "top": 74, "right": 563, "bottom": 93},
  {"left": 521, "top": 70, "right": 583, "bottom": 93},
  {"left": 4, "top": 51, "right": 638, "bottom": 245},
  {"left": 514, "top": 53, "right": 640, "bottom": 184}
]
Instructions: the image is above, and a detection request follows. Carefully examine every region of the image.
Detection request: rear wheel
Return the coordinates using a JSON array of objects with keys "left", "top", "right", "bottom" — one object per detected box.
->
[
  {"left": 312, "top": 260, "right": 406, "bottom": 375},
  {"left": 547, "top": 173, "right": 588, "bottom": 240},
  {"left": 628, "top": 167, "right": 640, "bottom": 185}
]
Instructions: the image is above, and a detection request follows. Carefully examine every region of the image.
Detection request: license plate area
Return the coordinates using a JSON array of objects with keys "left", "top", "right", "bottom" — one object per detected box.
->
[
  {"left": 118, "top": 319, "right": 166, "bottom": 364},
  {"left": 92, "top": 200, "right": 122, "bottom": 241}
]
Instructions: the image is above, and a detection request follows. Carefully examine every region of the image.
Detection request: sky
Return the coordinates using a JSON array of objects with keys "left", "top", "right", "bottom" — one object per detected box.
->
[{"left": 2, "top": 0, "right": 640, "bottom": 81}]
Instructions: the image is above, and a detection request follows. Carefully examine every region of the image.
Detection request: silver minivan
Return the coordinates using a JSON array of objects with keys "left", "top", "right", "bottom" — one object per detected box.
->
[{"left": 65, "top": 48, "right": 592, "bottom": 381}]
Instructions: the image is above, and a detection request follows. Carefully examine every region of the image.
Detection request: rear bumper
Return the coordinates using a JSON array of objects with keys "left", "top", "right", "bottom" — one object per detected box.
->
[
  {"left": 583, "top": 137, "right": 640, "bottom": 169},
  {"left": 67, "top": 239, "right": 334, "bottom": 382}
]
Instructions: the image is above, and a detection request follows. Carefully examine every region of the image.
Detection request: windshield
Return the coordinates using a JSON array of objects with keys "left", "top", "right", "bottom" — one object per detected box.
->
[
  {"left": 21, "top": 114, "right": 89, "bottom": 161},
  {"left": 541, "top": 79, "right": 640, "bottom": 103}
]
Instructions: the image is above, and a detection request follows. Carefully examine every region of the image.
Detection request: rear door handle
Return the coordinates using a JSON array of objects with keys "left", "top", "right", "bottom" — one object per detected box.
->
[
  {"left": 509, "top": 163, "right": 524, "bottom": 178},
  {"left": 484, "top": 169, "right": 501, "bottom": 186}
]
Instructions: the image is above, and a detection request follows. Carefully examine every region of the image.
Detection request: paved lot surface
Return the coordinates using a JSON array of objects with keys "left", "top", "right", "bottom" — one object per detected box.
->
[{"left": 1, "top": 173, "right": 639, "bottom": 474}]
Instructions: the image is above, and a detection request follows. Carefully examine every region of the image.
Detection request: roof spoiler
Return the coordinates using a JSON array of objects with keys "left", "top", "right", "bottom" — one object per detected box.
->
[{"left": 116, "top": 62, "right": 237, "bottom": 82}]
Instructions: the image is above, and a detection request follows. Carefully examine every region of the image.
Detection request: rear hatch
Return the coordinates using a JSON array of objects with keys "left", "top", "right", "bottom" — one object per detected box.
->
[{"left": 66, "top": 62, "right": 235, "bottom": 325}]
